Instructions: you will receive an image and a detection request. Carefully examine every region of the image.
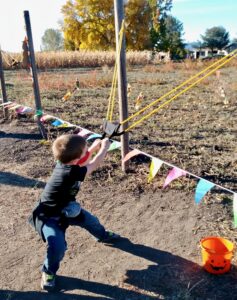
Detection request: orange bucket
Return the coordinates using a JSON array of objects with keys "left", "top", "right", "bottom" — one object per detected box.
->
[{"left": 200, "top": 237, "right": 234, "bottom": 274}]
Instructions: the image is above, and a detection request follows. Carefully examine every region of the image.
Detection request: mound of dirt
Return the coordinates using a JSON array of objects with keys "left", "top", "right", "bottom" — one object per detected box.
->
[{"left": 0, "top": 119, "right": 237, "bottom": 300}]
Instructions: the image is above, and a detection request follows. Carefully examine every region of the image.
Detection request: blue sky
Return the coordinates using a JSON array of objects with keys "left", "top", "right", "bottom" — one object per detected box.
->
[
  {"left": 172, "top": 0, "right": 237, "bottom": 42},
  {"left": 0, "top": 0, "right": 236, "bottom": 52}
]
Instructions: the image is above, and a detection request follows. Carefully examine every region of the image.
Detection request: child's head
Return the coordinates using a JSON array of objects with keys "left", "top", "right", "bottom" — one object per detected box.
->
[{"left": 52, "top": 134, "right": 87, "bottom": 164}]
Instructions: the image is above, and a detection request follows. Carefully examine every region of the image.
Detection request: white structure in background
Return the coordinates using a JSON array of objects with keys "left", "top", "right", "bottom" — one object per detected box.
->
[
  {"left": 186, "top": 42, "right": 237, "bottom": 59},
  {"left": 193, "top": 48, "right": 228, "bottom": 59},
  {"left": 154, "top": 51, "right": 171, "bottom": 62}
]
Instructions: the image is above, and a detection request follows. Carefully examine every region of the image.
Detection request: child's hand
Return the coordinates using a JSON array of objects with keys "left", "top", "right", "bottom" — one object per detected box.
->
[
  {"left": 101, "top": 138, "right": 111, "bottom": 150},
  {"left": 90, "top": 139, "right": 101, "bottom": 152}
]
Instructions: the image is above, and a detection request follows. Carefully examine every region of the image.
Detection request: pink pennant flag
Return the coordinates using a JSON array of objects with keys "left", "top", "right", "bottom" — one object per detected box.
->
[
  {"left": 20, "top": 107, "right": 34, "bottom": 114},
  {"left": 40, "top": 114, "right": 55, "bottom": 122},
  {"left": 78, "top": 128, "right": 92, "bottom": 137},
  {"left": 163, "top": 167, "right": 187, "bottom": 188},
  {"left": 16, "top": 107, "right": 26, "bottom": 113},
  {"left": 122, "top": 149, "right": 142, "bottom": 163}
]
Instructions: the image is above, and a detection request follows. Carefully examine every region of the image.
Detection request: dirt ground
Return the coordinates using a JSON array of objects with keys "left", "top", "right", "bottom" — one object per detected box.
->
[{"left": 0, "top": 63, "right": 237, "bottom": 299}]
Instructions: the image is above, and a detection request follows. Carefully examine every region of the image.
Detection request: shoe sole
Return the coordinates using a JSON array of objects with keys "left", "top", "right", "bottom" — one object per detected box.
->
[{"left": 41, "top": 281, "right": 55, "bottom": 292}]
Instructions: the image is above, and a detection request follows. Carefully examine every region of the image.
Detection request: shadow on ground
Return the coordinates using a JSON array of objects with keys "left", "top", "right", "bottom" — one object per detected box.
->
[
  {"left": 1, "top": 237, "right": 237, "bottom": 300},
  {"left": 109, "top": 237, "right": 237, "bottom": 299},
  {"left": 0, "top": 171, "right": 45, "bottom": 188},
  {"left": 0, "top": 131, "right": 42, "bottom": 140}
]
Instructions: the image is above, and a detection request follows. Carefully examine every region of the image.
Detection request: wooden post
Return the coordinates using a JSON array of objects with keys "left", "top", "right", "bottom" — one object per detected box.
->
[
  {"left": 114, "top": 0, "right": 129, "bottom": 171},
  {"left": 0, "top": 48, "right": 8, "bottom": 118},
  {"left": 24, "top": 10, "right": 46, "bottom": 139}
]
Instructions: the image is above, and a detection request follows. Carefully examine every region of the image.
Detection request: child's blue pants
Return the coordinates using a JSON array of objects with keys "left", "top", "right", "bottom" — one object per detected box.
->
[{"left": 41, "top": 208, "right": 106, "bottom": 275}]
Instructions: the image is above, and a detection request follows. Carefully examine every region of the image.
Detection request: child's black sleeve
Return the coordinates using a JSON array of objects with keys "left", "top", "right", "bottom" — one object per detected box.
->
[{"left": 70, "top": 165, "right": 87, "bottom": 182}]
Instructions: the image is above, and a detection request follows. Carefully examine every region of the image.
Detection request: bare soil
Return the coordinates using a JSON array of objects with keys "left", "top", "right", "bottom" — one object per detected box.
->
[{"left": 0, "top": 64, "right": 237, "bottom": 299}]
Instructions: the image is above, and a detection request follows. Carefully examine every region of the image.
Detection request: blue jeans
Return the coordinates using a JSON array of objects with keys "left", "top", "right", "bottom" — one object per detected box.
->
[{"left": 42, "top": 208, "right": 106, "bottom": 275}]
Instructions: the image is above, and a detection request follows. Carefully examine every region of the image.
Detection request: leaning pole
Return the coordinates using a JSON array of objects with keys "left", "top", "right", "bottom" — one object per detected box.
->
[
  {"left": 24, "top": 10, "right": 47, "bottom": 139},
  {"left": 114, "top": 0, "right": 129, "bottom": 172}
]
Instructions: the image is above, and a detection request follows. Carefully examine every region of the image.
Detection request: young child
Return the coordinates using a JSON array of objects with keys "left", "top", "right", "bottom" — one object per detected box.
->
[{"left": 29, "top": 134, "right": 120, "bottom": 291}]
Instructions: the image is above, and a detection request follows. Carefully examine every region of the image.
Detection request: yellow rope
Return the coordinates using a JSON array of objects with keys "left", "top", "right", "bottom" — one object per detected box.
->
[
  {"left": 125, "top": 52, "right": 237, "bottom": 132},
  {"left": 106, "top": 63, "right": 117, "bottom": 120},
  {"left": 106, "top": 20, "right": 125, "bottom": 121},
  {"left": 107, "top": 63, "right": 118, "bottom": 120},
  {"left": 121, "top": 48, "right": 237, "bottom": 125}
]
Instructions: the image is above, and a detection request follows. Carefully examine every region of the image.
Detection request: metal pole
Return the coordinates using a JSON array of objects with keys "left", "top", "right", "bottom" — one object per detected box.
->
[
  {"left": 0, "top": 48, "right": 8, "bottom": 118},
  {"left": 114, "top": 0, "right": 129, "bottom": 171},
  {"left": 24, "top": 10, "right": 46, "bottom": 139}
]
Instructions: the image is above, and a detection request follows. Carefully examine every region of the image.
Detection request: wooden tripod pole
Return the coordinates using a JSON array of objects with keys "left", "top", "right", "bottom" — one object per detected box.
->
[
  {"left": 0, "top": 48, "right": 8, "bottom": 118},
  {"left": 24, "top": 10, "right": 47, "bottom": 139},
  {"left": 114, "top": 0, "right": 129, "bottom": 171}
]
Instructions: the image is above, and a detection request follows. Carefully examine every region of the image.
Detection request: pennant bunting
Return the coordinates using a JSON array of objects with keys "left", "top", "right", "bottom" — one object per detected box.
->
[
  {"left": 108, "top": 141, "right": 121, "bottom": 152},
  {"left": 0, "top": 101, "right": 12, "bottom": 106},
  {"left": 9, "top": 104, "right": 22, "bottom": 110},
  {"left": 40, "top": 115, "right": 55, "bottom": 122},
  {"left": 52, "top": 119, "right": 64, "bottom": 127},
  {"left": 78, "top": 128, "right": 92, "bottom": 137},
  {"left": 163, "top": 167, "right": 187, "bottom": 188},
  {"left": 35, "top": 109, "right": 43, "bottom": 117},
  {"left": 3, "top": 101, "right": 235, "bottom": 203},
  {"left": 195, "top": 179, "right": 215, "bottom": 204},
  {"left": 148, "top": 157, "right": 163, "bottom": 183},
  {"left": 16, "top": 107, "right": 26, "bottom": 113},
  {"left": 122, "top": 149, "right": 142, "bottom": 163},
  {"left": 233, "top": 194, "right": 237, "bottom": 227},
  {"left": 19, "top": 107, "right": 34, "bottom": 114},
  {"left": 58, "top": 123, "right": 69, "bottom": 128},
  {"left": 4, "top": 103, "right": 17, "bottom": 109},
  {"left": 86, "top": 133, "right": 102, "bottom": 141}
]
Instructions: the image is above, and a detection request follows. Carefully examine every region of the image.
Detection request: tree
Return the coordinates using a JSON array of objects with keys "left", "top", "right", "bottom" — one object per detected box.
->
[
  {"left": 41, "top": 29, "right": 64, "bottom": 51},
  {"left": 153, "top": 15, "right": 185, "bottom": 59},
  {"left": 61, "top": 0, "right": 172, "bottom": 51},
  {"left": 201, "top": 26, "right": 230, "bottom": 53},
  {"left": 191, "top": 40, "right": 204, "bottom": 50}
]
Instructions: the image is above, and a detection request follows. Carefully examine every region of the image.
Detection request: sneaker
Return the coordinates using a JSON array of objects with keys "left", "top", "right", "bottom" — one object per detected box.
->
[
  {"left": 41, "top": 272, "right": 56, "bottom": 291},
  {"left": 98, "top": 231, "right": 120, "bottom": 243}
]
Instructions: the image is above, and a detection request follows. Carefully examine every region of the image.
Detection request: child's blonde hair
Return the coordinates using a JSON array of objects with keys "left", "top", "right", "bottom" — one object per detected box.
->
[{"left": 52, "top": 134, "right": 86, "bottom": 163}]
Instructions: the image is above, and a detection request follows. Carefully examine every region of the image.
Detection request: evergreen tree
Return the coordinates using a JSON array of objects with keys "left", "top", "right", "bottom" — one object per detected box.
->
[
  {"left": 201, "top": 26, "right": 230, "bottom": 53},
  {"left": 153, "top": 15, "right": 185, "bottom": 59}
]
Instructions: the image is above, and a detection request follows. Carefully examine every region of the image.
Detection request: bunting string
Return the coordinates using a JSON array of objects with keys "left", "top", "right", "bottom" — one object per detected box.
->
[{"left": 1, "top": 100, "right": 236, "bottom": 218}]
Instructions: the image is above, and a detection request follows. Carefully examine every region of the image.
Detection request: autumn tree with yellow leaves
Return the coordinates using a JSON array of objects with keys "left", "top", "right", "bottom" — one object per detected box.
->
[{"left": 61, "top": 0, "right": 172, "bottom": 51}]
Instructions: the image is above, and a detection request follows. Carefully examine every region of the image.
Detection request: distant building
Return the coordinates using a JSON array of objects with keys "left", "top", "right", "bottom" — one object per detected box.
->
[
  {"left": 186, "top": 47, "right": 227, "bottom": 59},
  {"left": 185, "top": 42, "right": 237, "bottom": 59},
  {"left": 154, "top": 51, "right": 171, "bottom": 62}
]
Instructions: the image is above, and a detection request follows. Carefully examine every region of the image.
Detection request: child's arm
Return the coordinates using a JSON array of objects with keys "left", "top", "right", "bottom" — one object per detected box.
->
[
  {"left": 88, "top": 139, "right": 101, "bottom": 154},
  {"left": 76, "top": 139, "right": 102, "bottom": 167},
  {"left": 86, "top": 138, "right": 110, "bottom": 175}
]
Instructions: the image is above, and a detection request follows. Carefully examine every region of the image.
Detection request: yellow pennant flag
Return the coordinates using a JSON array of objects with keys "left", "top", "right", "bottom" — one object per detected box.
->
[{"left": 148, "top": 157, "right": 163, "bottom": 183}]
